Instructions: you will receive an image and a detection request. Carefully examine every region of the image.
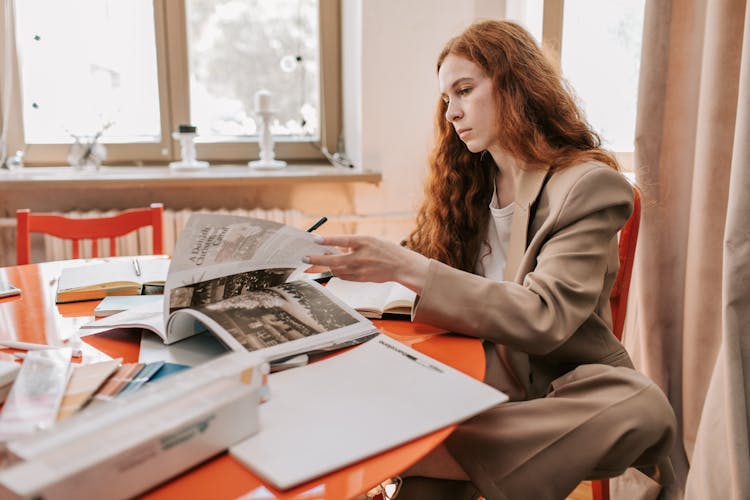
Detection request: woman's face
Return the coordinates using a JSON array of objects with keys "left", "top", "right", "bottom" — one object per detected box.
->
[{"left": 438, "top": 54, "right": 499, "bottom": 154}]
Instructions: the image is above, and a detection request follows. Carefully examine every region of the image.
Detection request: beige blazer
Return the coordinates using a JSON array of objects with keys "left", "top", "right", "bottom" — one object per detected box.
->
[{"left": 413, "top": 162, "right": 634, "bottom": 400}]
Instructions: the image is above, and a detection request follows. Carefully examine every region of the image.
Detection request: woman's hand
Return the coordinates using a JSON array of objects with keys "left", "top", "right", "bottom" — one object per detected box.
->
[{"left": 304, "top": 235, "right": 430, "bottom": 295}]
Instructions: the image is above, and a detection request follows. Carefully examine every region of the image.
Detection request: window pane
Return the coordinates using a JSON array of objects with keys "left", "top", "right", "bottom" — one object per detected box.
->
[
  {"left": 14, "top": 0, "right": 161, "bottom": 144},
  {"left": 560, "top": 0, "right": 645, "bottom": 152},
  {"left": 505, "top": 0, "right": 544, "bottom": 45},
  {"left": 187, "top": 0, "right": 320, "bottom": 141}
]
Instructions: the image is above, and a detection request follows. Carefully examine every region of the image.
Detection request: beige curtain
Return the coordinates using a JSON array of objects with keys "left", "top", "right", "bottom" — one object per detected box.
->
[
  {"left": 685, "top": 1, "right": 750, "bottom": 497},
  {"left": 1, "top": 0, "right": 10, "bottom": 166},
  {"left": 613, "top": 0, "right": 750, "bottom": 499},
  {"left": 0, "top": 0, "right": 20, "bottom": 167}
]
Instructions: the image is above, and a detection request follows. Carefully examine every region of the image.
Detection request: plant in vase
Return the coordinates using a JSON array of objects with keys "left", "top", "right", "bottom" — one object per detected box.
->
[{"left": 68, "top": 122, "right": 112, "bottom": 170}]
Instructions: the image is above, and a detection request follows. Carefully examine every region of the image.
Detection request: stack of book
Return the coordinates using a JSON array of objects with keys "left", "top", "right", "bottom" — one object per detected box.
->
[{"left": 0, "top": 351, "right": 267, "bottom": 500}]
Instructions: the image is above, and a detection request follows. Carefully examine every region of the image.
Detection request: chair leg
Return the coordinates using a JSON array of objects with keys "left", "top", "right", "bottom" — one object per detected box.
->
[
  {"left": 591, "top": 479, "right": 609, "bottom": 500},
  {"left": 16, "top": 209, "right": 32, "bottom": 265}
]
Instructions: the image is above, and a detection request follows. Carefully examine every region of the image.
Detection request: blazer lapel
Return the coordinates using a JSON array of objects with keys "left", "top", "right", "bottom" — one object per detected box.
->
[{"left": 503, "top": 166, "right": 551, "bottom": 281}]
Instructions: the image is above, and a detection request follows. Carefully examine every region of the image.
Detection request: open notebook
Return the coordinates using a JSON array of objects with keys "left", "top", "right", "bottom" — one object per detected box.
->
[
  {"left": 55, "top": 259, "right": 169, "bottom": 303},
  {"left": 324, "top": 278, "right": 416, "bottom": 319}
]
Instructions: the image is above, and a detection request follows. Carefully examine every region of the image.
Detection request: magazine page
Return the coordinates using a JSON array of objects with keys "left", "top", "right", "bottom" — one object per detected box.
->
[
  {"left": 163, "top": 213, "right": 339, "bottom": 342},
  {"left": 168, "top": 213, "right": 335, "bottom": 275},
  {"left": 79, "top": 299, "right": 165, "bottom": 339},
  {"left": 166, "top": 279, "right": 378, "bottom": 361},
  {"left": 169, "top": 215, "right": 286, "bottom": 273}
]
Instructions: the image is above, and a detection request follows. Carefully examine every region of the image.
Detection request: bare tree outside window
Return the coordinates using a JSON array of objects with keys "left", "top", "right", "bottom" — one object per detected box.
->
[{"left": 187, "top": 0, "right": 320, "bottom": 141}]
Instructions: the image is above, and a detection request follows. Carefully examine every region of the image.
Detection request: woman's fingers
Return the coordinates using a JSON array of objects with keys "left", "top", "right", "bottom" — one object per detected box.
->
[
  {"left": 314, "top": 234, "right": 361, "bottom": 249},
  {"left": 304, "top": 234, "right": 428, "bottom": 292},
  {"left": 303, "top": 253, "right": 359, "bottom": 280},
  {"left": 303, "top": 235, "right": 383, "bottom": 281},
  {"left": 304, "top": 252, "right": 344, "bottom": 268}
]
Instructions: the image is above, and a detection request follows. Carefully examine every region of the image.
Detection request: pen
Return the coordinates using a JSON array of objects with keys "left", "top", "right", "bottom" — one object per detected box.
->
[
  {"left": 0, "top": 340, "right": 57, "bottom": 351},
  {"left": 405, "top": 353, "right": 444, "bottom": 373},
  {"left": 271, "top": 331, "right": 379, "bottom": 367},
  {"left": 270, "top": 354, "right": 310, "bottom": 372},
  {"left": 0, "top": 339, "right": 82, "bottom": 356},
  {"left": 132, "top": 258, "right": 142, "bottom": 277},
  {"left": 306, "top": 216, "right": 328, "bottom": 233}
]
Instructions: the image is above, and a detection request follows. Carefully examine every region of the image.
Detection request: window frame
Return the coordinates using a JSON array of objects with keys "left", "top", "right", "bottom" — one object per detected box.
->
[
  {"left": 4, "top": 0, "right": 340, "bottom": 166},
  {"left": 540, "top": 0, "right": 636, "bottom": 171}
]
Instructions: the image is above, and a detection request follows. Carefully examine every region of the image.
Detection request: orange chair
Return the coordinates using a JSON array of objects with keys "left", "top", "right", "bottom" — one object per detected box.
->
[
  {"left": 592, "top": 185, "right": 641, "bottom": 500},
  {"left": 16, "top": 203, "right": 164, "bottom": 265},
  {"left": 609, "top": 186, "right": 641, "bottom": 343}
]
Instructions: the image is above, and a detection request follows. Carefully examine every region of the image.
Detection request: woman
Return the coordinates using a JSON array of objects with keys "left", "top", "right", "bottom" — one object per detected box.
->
[{"left": 305, "top": 20, "right": 676, "bottom": 500}]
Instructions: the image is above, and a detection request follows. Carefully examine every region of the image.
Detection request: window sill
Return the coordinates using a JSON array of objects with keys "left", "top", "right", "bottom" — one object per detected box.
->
[{"left": 0, "top": 163, "right": 381, "bottom": 189}]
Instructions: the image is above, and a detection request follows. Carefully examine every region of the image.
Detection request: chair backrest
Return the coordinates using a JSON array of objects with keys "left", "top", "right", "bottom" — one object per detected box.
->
[
  {"left": 609, "top": 186, "right": 641, "bottom": 341},
  {"left": 591, "top": 186, "right": 640, "bottom": 500},
  {"left": 16, "top": 203, "right": 164, "bottom": 265}
]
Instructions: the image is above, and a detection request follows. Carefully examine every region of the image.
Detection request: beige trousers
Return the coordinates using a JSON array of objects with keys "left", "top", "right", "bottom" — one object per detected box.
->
[{"left": 396, "top": 361, "right": 677, "bottom": 500}]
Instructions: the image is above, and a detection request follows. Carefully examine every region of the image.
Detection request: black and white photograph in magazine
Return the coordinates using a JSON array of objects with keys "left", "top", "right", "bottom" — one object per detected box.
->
[
  {"left": 197, "top": 280, "right": 361, "bottom": 352},
  {"left": 169, "top": 267, "right": 296, "bottom": 310}
]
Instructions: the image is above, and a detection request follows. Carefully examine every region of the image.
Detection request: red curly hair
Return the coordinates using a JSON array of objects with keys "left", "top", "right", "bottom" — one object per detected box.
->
[{"left": 406, "top": 20, "right": 618, "bottom": 272}]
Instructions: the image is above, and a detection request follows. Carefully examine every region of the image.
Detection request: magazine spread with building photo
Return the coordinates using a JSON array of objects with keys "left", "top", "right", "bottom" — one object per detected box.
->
[{"left": 83, "top": 213, "right": 378, "bottom": 362}]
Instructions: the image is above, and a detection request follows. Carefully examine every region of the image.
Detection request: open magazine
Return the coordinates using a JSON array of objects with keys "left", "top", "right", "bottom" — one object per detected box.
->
[{"left": 81, "top": 214, "right": 378, "bottom": 362}]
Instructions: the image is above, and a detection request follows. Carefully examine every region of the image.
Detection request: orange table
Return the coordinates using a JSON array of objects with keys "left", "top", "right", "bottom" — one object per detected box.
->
[{"left": 0, "top": 260, "right": 484, "bottom": 500}]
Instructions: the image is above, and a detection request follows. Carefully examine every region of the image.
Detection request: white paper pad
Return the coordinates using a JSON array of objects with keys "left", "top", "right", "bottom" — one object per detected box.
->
[{"left": 230, "top": 335, "right": 507, "bottom": 490}]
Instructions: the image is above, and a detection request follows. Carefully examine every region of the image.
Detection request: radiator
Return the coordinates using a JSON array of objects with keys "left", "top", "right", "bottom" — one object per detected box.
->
[
  {"left": 34, "top": 208, "right": 415, "bottom": 262},
  {"left": 39, "top": 208, "right": 308, "bottom": 262}
]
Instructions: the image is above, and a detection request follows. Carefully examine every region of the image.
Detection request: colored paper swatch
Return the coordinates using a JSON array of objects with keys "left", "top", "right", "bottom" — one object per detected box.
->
[
  {"left": 118, "top": 361, "right": 165, "bottom": 395},
  {"left": 57, "top": 359, "right": 121, "bottom": 420}
]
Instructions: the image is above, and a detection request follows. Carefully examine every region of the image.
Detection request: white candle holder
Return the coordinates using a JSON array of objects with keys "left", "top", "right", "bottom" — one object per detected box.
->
[
  {"left": 249, "top": 111, "right": 287, "bottom": 170},
  {"left": 170, "top": 124, "right": 209, "bottom": 170},
  {"left": 249, "top": 90, "right": 287, "bottom": 170}
]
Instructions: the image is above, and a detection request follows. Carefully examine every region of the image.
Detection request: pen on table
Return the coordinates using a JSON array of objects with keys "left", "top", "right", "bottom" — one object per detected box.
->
[
  {"left": 0, "top": 340, "right": 56, "bottom": 351},
  {"left": 405, "top": 353, "right": 444, "bottom": 373},
  {"left": 0, "top": 340, "right": 82, "bottom": 357},
  {"left": 270, "top": 354, "right": 310, "bottom": 372},
  {"left": 132, "top": 258, "right": 142, "bottom": 277},
  {"left": 306, "top": 216, "right": 328, "bottom": 233}
]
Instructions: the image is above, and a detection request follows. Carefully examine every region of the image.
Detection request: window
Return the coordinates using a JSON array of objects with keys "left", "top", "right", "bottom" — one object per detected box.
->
[
  {"left": 6, "top": 0, "right": 340, "bottom": 166},
  {"left": 508, "top": 0, "right": 646, "bottom": 169}
]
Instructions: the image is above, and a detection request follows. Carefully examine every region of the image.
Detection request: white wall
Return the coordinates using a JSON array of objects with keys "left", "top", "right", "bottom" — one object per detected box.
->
[{"left": 341, "top": 0, "right": 506, "bottom": 239}]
